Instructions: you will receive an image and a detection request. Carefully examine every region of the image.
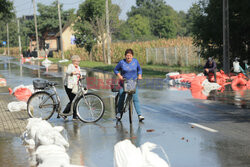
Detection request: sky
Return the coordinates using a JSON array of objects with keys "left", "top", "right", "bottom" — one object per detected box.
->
[{"left": 13, "top": 0, "right": 198, "bottom": 20}]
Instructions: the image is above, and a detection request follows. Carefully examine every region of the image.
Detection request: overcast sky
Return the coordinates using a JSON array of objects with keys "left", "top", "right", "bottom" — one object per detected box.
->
[{"left": 13, "top": 0, "right": 198, "bottom": 19}]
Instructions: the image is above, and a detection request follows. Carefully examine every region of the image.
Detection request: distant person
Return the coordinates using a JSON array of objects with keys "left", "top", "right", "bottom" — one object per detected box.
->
[
  {"left": 204, "top": 57, "right": 217, "bottom": 82},
  {"left": 114, "top": 49, "right": 144, "bottom": 121},
  {"left": 232, "top": 57, "right": 244, "bottom": 74},
  {"left": 63, "top": 55, "right": 81, "bottom": 120}
]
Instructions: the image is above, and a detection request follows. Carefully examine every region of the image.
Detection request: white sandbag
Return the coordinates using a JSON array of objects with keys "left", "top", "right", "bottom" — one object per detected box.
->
[
  {"left": 165, "top": 72, "right": 180, "bottom": 79},
  {"left": 8, "top": 101, "right": 27, "bottom": 112},
  {"left": 30, "top": 120, "right": 53, "bottom": 140},
  {"left": 197, "top": 73, "right": 204, "bottom": 76},
  {"left": 36, "top": 128, "right": 69, "bottom": 147},
  {"left": 168, "top": 80, "right": 174, "bottom": 86},
  {"left": 42, "top": 59, "right": 52, "bottom": 65},
  {"left": 140, "top": 142, "right": 170, "bottom": 167},
  {"left": 202, "top": 79, "right": 221, "bottom": 90},
  {"left": 114, "top": 139, "right": 170, "bottom": 167},
  {"left": 59, "top": 59, "right": 69, "bottom": 63},
  {"left": 53, "top": 126, "right": 64, "bottom": 132},
  {"left": 114, "top": 140, "right": 143, "bottom": 167},
  {"left": 174, "top": 78, "right": 183, "bottom": 84},
  {"left": 22, "top": 118, "right": 74, "bottom": 167},
  {"left": 36, "top": 145, "right": 68, "bottom": 164}
]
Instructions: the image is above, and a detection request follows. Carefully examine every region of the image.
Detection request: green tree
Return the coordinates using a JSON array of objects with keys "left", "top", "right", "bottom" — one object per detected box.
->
[
  {"left": 191, "top": 0, "right": 250, "bottom": 64},
  {"left": 127, "top": 0, "right": 178, "bottom": 39},
  {"left": 0, "top": 0, "right": 14, "bottom": 21},
  {"left": 0, "top": 20, "right": 18, "bottom": 47},
  {"left": 37, "top": 1, "right": 74, "bottom": 48},
  {"left": 74, "top": 0, "right": 121, "bottom": 55},
  {"left": 127, "top": 14, "right": 151, "bottom": 39},
  {"left": 19, "top": 1, "right": 74, "bottom": 50}
]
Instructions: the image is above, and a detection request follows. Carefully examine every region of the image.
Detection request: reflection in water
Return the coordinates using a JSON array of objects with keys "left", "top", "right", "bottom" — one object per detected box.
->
[
  {"left": 115, "top": 121, "right": 142, "bottom": 147},
  {"left": 207, "top": 85, "right": 250, "bottom": 109},
  {"left": 0, "top": 137, "right": 29, "bottom": 166},
  {"left": 70, "top": 122, "right": 85, "bottom": 166},
  {"left": 20, "top": 59, "right": 23, "bottom": 77}
]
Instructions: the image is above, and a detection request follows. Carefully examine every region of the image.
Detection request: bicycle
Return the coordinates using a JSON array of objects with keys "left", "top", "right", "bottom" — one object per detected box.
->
[
  {"left": 27, "top": 74, "right": 105, "bottom": 123},
  {"left": 111, "top": 79, "right": 137, "bottom": 124}
]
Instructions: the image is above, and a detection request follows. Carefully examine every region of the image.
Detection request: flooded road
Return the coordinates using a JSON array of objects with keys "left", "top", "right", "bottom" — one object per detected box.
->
[{"left": 0, "top": 56, "right": 250, "bottom": 167}]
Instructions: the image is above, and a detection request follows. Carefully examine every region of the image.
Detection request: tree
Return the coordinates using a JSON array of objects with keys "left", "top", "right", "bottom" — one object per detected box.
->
[
  {"left": 0, "top": 0, "right": 15, "bottom": 48},
  {"left": 37, "top": 1, "right": 74, "bottom": 48},
  {"left": 0, "top": 20, "right": 18, "bottom": 47},
  {"left": 191, "top": 0, "right": 250, "bottom": 64},
  {"left": 19, "top": 1, "right": 74, "bottom": 50},
  {"left": 74, "top": 0, "right": 121, "bottom": 58},
  {"left": 127, "top": 14, "right": 151, "bottom": 39},
  {"left": 127, "top": 0, "right": 179, "bottom": 39},
  {"left": 0, "top": 0, "right": 14, "bottom": 21}
]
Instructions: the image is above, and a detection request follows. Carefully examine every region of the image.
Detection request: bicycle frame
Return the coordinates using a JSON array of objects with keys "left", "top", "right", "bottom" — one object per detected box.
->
[
  {"left": 121, "top": 93, "right": 133, "bottom": 113},
  {"left": 38, "top": 76, "right": 88, "bottom": 117}
]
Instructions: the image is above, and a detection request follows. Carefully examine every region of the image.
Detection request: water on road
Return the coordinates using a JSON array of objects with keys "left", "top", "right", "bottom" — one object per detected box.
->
[{"left": 0, "top": 56, "right": 249, "bottom": 167}]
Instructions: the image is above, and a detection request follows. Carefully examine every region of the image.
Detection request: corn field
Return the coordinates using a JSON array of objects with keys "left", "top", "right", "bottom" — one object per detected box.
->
[
  {"left": 92, "top": 37, "right": 201, "bottom": 65},
  {"left": 4, "top": 37, "right": 204, "bottom": 66},
  {"left": 146, "top": 46, "right": 201, "bottom": 66}
]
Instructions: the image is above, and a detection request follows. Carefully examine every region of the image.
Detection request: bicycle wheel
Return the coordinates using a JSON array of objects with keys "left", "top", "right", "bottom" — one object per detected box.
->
[
  {"left": 27, "top": 91, "right": 55, "bottom": 120},
  {"left": 129, "top": 98, "right": 133, "bottom": 124},
  {"left": 115, "top": 93, "right": 124, "bottom": 119},
  {"left": 75, "top": 93, "right": 105, "bottom": 123}
]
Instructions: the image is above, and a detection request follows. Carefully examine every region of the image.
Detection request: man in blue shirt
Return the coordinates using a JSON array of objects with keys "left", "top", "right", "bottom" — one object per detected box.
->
[{"left": 114, "top": 49, "right": 144, "bottom": 121}]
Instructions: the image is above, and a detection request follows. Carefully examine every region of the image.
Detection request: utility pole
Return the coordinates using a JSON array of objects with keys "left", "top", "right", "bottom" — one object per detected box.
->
[
  {"left": 106, "top": 0, "right": 111, "bottom": 64},
  {"left": 223, "top": 0, "right": 230, "bottom": 74},
  {"left": 7, "top": 23, "right": 9, "bottom": 56},
  {"left": 33, "top": 0, "right": 39, "bottom": 57},
  {"left": 57, "top": 0, "right": 64, "bottom": 59},
  {"left": 17, "top": 19, "right": 22, "bottom": 57}
]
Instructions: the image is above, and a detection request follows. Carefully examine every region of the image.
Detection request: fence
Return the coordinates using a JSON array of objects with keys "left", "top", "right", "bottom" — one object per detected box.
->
[{"left": 146, "top": 46, "right": 202, "bottom": 66}]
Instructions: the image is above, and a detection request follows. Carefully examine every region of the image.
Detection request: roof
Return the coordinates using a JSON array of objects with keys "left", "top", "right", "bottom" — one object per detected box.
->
[{"left": 55, "top": 22, "right": 73, "bottom": 37}]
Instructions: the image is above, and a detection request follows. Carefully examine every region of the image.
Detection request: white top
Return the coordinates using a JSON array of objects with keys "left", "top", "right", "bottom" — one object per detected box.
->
[
  {"left": 233, "top": 61, "right": 240, "bottom": 73},
  {"left": 64, "top": 64, "right": 81, "bottom": 89}
]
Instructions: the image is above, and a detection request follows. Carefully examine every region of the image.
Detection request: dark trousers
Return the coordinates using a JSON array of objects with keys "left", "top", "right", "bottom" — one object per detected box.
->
[
  {"left": 204, "top": 69, "right": 217, "bottom": 82},
  {"left": 63, "top": 86, "right": 77, "bottom": 117}
]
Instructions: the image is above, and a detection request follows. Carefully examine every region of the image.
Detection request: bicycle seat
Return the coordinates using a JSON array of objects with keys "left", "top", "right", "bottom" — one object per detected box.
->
[{"left": 48, "top": 81, "right": 58, "bottom": 86}]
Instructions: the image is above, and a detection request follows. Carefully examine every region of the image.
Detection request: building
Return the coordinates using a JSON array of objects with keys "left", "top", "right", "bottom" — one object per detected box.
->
[
  {"left": 55, "top": 22, "right": 76, "bottom": 51},
  {"left": 29, "top": 22, "right": 76, "bottom": 53}
]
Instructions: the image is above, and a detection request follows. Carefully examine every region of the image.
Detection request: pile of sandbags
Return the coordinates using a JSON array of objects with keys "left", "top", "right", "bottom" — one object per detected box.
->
[{"left": 21, "top": 118, "right": 84, "bottom": 167}]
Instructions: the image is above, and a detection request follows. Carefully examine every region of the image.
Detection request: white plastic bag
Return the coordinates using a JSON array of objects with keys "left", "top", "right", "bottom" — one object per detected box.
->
[
  {"left": 114, "top": 140, "right": 143, "bottom": 167},
  {"left": 8, "top": 101, "right": 27, "bottom": 112},
  {"left": 114, "top": 139, "right": 170, "bottom": 167},
  {"left": 72, "top": 84, "right": 78, "bottom": 94}
]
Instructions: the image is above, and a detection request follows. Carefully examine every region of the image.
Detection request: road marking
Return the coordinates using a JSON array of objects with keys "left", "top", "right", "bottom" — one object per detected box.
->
[{"left": 189, "top": 123, "right": 218, "bottom": 133}]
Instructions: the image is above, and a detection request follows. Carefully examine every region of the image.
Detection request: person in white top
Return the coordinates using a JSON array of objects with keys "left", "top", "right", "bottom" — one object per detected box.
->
[
  {"left": 232, "top": 57, "right": 244, "bottom": 74},
  {"left": 63, "top": 55, "right": 81, "bottom": 120}
]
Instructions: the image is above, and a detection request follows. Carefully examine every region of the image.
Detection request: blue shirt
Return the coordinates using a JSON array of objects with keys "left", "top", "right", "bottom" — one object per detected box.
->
[{"left": 114, "top": 58, "right": 142, "bottom": 80}]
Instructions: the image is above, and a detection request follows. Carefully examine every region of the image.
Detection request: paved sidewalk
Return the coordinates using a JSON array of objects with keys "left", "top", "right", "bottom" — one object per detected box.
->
[{"left": 0, "top": 87, "right": 29, "bottom": 138}]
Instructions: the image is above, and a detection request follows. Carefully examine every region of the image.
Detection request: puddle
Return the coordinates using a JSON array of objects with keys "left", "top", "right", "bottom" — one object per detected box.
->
[{"left": 0, "top": 137, "right": 29, "bottom": 166}]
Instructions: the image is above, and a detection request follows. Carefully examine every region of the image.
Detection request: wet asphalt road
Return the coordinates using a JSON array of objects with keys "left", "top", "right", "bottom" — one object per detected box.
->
[{"left": 0, "top": 56, "right": 250, "bottom": 167}]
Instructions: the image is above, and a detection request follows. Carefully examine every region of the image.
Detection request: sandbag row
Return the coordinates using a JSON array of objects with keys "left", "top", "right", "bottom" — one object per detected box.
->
[{"left": 21, "top": 118, "right": 83, "bottom": 167}]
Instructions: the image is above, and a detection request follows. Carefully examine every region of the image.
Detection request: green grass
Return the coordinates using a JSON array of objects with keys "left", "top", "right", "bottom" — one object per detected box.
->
[{"left": 48, "top": 58, "right": 202, "bottom": 78}]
